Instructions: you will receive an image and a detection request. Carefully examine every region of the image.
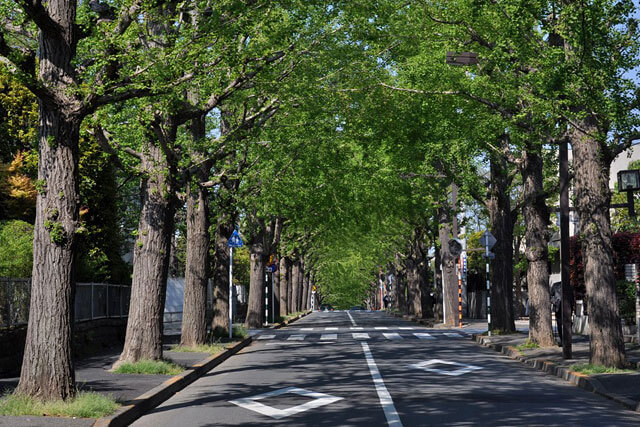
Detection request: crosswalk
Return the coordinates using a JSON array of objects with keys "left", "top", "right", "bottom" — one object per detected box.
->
[{"left": 256, "top": 330, "right": 467, "bottom": 343}]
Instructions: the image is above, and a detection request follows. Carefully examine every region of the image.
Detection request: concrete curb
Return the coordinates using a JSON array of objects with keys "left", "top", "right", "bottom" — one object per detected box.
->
[
  {"left": 472, "top": 334, "right": 640, "bottom": 412},
  {"left": 93, "top": 336, "right": 253, "bottom": 427},
  {"left": 270, "top": 310, "right": 312, "bottom": 330}
]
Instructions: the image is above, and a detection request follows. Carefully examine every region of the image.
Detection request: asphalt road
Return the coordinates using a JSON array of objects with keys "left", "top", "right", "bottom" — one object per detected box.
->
[{"left": 131, "top": 311, "right": 640, "bottom": 426}]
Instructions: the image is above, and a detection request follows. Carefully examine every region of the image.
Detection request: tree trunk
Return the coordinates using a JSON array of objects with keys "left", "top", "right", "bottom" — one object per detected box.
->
[
  {"left": 280, "top": 257, "right": 290, "bottom": 316},
  {"left": 571, "top": 124, "right": 626, "bottom": 367},
  {"left": 210, "top": 220, "right": 232, "bottom": 335},
  {"left": 433, "top": 244, "right": 443, "bottom": 322},
  {"left": 301, "top": 273, "right": 309, "bottom": 311},
  {"left": 18, "top": 113, "right": 80, "bottom": 401},
  {"left": 287, "top": 259, "right": 294, "bottom": 313},
  {"left": 16, "top": 0, "right": 80, "bottom": 401},
  {"left": 181, "top": 179, "right": 210, "bottom": 347},
  {"left": 522, "top": 147, "right": 554, "bottom": 346},
  {"left": 116, "top": 143, "right": 176, "bottom": 366},
  {"left": 246, "top": 234, "right": 265, "bottom": 328},
  {"left": 438, "top": 209, "right": 458, "bottom": 326},
  {"left": 487, "top": 154, "right": 516, "bottom": 333},
  {"left": 291, "top": 261, "right": 300, "bottom": 313}
]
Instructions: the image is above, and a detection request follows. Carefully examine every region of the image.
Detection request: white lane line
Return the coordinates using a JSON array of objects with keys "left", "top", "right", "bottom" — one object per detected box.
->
[
  {"left": 374, "top": 327, "right": 388, "bottom": 330},
  {"left": 414, "top": 333, "right": 435, "bottom": 340},
  {"left": 257, "top": 334, "right": 276, "bottom": 340},
  {"left": 347, "top": 310, "right": 358, "bottom": 326},
  {"left": 352, "top": 333, "right": 370, "bottom": 339},
  {"left": 325, "top": 327, "right": 339, "bottom": 331},
  {"left": 444, "top": 332, "right": 463, "bottom": 338},
  {"left": 361, "top": 342, "right": 403, "bottom": 426},
  {"left": 321, "top": 334, "right": 337, "bottom": 340},
  {"left": 288, "top": 334, "right": 306, "bottom": 341},
  {"left": 383, "top": 333, "right": 403, "bottom": 340},
  {"left": 350, "top": 327, "right": 364, "bottom": 330},
  {"left": 300, "top": 328, "right": 314, "bottom": 331},
  {"left": 398, "top": 327, "right": 415, "bottom": 330}
]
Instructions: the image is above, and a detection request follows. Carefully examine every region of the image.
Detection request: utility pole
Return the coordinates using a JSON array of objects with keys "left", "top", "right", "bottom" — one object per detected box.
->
[{"left": 559, "top": 138, "right": 572, "bottom": 358}]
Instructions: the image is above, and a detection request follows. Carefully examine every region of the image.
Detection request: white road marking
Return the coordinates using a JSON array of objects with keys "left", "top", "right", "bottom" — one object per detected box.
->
[
  {"left": 444, "top": 332, "right": 463, "bottom": 338},
  {"left": 414, "top": 333, "right": 435, "bottom": 340},
  {"left": 374, "top": 327, "right": 388, "bottom": 330},
  {"left": 383, "top": 333, "right": 403, "bottom": 340},
  {"left": 288, "top": 334, "right": 306, "bottom": 341},
  {"left": 347, "top": 310, "right": 358, "bottom": 326},
  {"left": 352, "top": 333, "right": 370, "bottom": 339},
  {"left": 409, "top": 359, "right": 483, "bottom": 376},
  {"left": 398, "top": 327, "right": 415, "bottom": 330},
  {"left": 257, "top": 335, "right": 276, "bottom": 340},
  {"left": 325, "top": 327, "right": 339, "bottom": 331},
  {"left": 229, "top": 386, "right": 343, "bottom": 420},
  {"left": 266, "top": 342, "right": 303, "bottom": 346},
  {"left": 361, "top": 342, "right": 403, "bottom": 426},
  {"left": 350, "top": 327, "right": 364, "bottom": 330},
  {"left": 321, "top": 334, "right": 337, "bottom": 340},
  {"left": 300, "top": 328, "right": 314, "bottom": 331}
]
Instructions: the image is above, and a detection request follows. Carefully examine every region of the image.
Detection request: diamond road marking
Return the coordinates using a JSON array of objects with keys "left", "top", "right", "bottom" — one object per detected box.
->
[
  {"left": 229, "top": 387, "right": 343, "bottom": 420},
  {"left": 321, "top": 334, "right": 337, "bottom": 340},
  {"left": 409, "top": 359, "right": 483, "bottom": 376},
  {"left": 383, "top": 333, "right": 403, "bottom": 340},
  {"left": 352, "top": 333, "right": 369, "bottom": 339},
  {"left": 258, "top": 335, "right": 276, "bottom": 340},
  {"left": 325, "top": 327, "right": 338, "bottom": 330},
  {"left": 288, "top": 335, "right": 305, "bottom": 341},
  {"left": 444, "top": 333, "right": 463, "bottom": 338},
  {"left": 374, "top": 327, "right": 388, "bottom": 330},
  {"left": 414, "top": 333, "right": 435, "bottom": 340}
]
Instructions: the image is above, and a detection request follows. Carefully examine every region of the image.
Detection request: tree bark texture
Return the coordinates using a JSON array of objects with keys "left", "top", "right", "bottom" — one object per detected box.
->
[
  {"left": 211, "top": 220, "right": 233, "bottom": 335},
  {"left": 280, "top": 257, "right": 290, "bottom": 316},
  {"left": 521, "top": 148, "right": 554, "bottom": 346},
  {"left": 117, "top": 143, "right": 176, "bottom": 366},
  {"left": 571, "top": 124, "right": 626, "bottom": 367},
  {"left": 487, "top": 155, "right": 516, "bottom": 333},
  {"left": 17, "top": 0, "right": 81, "bottom": 401},
  {"left": 181, "top": 180, "right": 210, "bottom": 347},
  {"left": 438, "top": 209, "right": 458, "bottom": 326},
  {"left": 287, "top": 259, "right": 294, "bottom": 313},
  {"left": 291, "top": 261, "right": 300, "bottom": 313},
  {"left": 301, "top": 273, "right": 309, "bottom": 311},
  {"left": 246, "top": 235, "right": 265, "bottom": 328}
]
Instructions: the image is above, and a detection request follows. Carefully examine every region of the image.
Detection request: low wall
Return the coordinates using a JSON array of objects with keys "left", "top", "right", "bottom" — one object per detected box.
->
[{"left": 0, "top": 318, "right": 127, "bottom": 377}]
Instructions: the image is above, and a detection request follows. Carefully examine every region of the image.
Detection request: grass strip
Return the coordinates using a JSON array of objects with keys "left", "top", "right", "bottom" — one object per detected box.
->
[
  {"left": 113, "top": 359, "right": 183, "bottom": 375},
  {"left": 171, "top": 343, "right": 229, "bottom": 354},
  {"left": 0, "top": 391, "right": 119, "bottom": 418},
  {"left": 570, "top": 363, "right": 636, "bottom": 375},
  {"left": 515, "top": 339, "right": 540, "bottom": 353}
]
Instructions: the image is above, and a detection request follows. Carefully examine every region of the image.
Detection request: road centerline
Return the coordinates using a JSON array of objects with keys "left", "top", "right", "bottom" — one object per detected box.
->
[{"left": 361, "top": 342, "right": 403, "bottom": 427}]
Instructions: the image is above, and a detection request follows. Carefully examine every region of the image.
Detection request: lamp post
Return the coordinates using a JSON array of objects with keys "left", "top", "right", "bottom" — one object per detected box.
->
[{"left": 616, "top": 169, "right": 640, "bottom": 218}]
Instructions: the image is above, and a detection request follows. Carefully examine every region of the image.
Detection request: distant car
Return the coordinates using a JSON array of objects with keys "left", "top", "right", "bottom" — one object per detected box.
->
[
  {"left": 349, "top": 306, "right": 365, "bottom": 311},
  {"left": 319, "top": 304, "right": 334, "bottom": 311}
]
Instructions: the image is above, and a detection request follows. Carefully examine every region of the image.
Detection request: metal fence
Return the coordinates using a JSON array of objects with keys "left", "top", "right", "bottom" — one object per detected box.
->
[{"left": 0, "top": 278, "right": 130, "bottom": 327}]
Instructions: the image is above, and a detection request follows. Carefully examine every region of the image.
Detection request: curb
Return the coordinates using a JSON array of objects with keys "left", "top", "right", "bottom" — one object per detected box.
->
[
  {"left": 270, "top": 310, "right": 312, "bottom": 330},
  {"left": 93, "top": 336, "right": 253, "bottom": 427},
  {"left": 472, "top": 334, "right": 640, "bottom": 412}
]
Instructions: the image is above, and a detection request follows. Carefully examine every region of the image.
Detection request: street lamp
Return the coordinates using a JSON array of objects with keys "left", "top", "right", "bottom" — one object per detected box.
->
[{"left": 617, "top": 170, "right": 640, "bottom": 219}]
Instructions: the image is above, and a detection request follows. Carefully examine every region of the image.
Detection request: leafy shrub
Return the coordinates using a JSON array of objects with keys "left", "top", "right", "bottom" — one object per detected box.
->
[{"left": 0, "top": 220, "right": 33, "bottom": 277}]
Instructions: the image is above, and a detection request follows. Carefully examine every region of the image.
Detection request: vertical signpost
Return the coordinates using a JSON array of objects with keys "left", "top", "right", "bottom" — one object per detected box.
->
[
  {"left": 265, "top": 256, "right": 277, "bottom": 324},
  {"left": 447, "top": 238, "right": 463, "bottom": 327},
  {"left": 480, "top": 231, "right": 496, "bottom": 336},
  {"left": 227, "top": 230, "right": 243, "bottom": 339},
  {"left": 311, "top": 285, "right": 316, "bottom": 311}
]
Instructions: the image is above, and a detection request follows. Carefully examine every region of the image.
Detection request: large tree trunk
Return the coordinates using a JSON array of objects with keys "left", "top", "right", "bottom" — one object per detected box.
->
[
  {"left": 16, "top": 0, "right": 80, "bottom": 401},
  {"left": 181, "top": 179, "right": 210, "bottom": 347},
  {"left": 116, "top": 143, "right": 176, "bottom": 366},
  {"left": 406, "top": 246, "right": 422, "bottom": 317},
  {"left": 246, "top": 234, "right": 265, "bottom": 328},
  {"left": 291, "top": 260, "right": 300, "bottom": 313},
  {"left": 571, "top": 124, "right": 626, "bottom": 367},
  {"left": 280, "top": 257, "right": 290, "bottom": 316},
  {"left": 301, "top": 272, "right": 309, "bottom": 311},
  {"left": 433, "top": 243, "right": 443, "bottom": 322},
  {"left": 287, "top": 259, "right": 294, "bottom": 313},
  {"left": 18, "top": 115, "right": 80, "bottom": 401},
  {"left": 522, "top": 147, "right": 554, "bottom": 346},
  {"left": 211, "top": 220, "right": 233, "bottom": 335},
  {"left": 438, "top": 209, "right": 458, "bottom": 326},
  {"left": 487, "top": 154, "right": 516, "bottom": 333}
]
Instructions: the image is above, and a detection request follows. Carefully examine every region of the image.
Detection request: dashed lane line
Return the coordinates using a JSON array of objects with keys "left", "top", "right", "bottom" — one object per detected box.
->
[
  {"left": 361, "top": 342, "right": 403, "bottom": 427},
  {"left": 347, "top": 310, "right": 358, "bottom": 326}
]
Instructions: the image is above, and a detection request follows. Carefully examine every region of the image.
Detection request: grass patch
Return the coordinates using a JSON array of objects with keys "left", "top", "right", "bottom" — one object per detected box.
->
[
  {"left": 113, "top": 359, "right": 183, "bottom": 375},
  {"left": 0, "top": 391, "right": 119, "bottom": 418},
  {"left": 171, "top": 343, "right": 227, "bottom": 354},
  {"left": 232, "top": 324, "right": 248, "bottom": 339},
  {"left": 570, "top": 363, "right": 636, "bottom": 375},
  {"left": 515, "top": 339, "right": 540, "bottom": 353}
]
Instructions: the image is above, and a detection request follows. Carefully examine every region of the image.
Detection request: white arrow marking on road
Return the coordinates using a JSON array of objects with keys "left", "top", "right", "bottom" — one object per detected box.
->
[
  {"left": 414, "top": 333, "right": 435, "bottom": 340},
  {"left": 383, "top": 333, "right": 403, "bottom": 340},
  {"left": 361, "top": 342, "right": 403, "bottom": 426},
  {"left": 321, "top": 334, "right": 337, "bottom": 340},
  {"left": 352, "top": 333, "right": 370, "bottom": 339},
  {"left": 229, "top": 387, "right": 343, "bottom": 420},
  {"left": 257, "top": 335, "right": 276, "bottom": 340},
  {"left": 288, "top": 335, "right": 305, "bottom": 341}
]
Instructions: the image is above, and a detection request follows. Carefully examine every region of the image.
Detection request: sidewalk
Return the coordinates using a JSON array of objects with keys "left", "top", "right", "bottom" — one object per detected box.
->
[{"left": 472, "top": 328, "right": 640, "bottom": 412}]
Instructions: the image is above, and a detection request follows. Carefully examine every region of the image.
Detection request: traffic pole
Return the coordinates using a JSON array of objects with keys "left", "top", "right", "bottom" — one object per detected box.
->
[
  {"left": 485, "top": 243, "right": 491, "bottom": 336},
  {"left": 228, "top": 247, "right": 233, "bottom": 339},
  {"left": 458, "top": 256, "right": 463, "bottom": 328}
]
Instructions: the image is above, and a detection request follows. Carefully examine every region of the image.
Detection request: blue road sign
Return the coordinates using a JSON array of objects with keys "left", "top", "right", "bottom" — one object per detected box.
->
[{"left": 227, "top": 230, "right": 244, "bottom": 248}]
